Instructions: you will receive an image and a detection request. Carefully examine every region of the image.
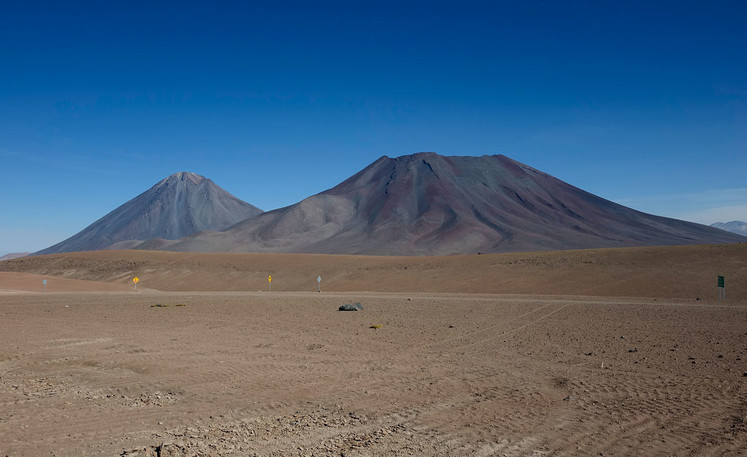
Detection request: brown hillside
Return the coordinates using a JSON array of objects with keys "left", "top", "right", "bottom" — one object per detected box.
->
[{"left": 2, "top": 244, "right": 744, "bottom": 299}]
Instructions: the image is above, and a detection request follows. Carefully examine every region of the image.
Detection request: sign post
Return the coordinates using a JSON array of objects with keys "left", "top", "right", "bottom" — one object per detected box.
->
[
  {"left": 718, "top": 275, "right": 725, "bottom": 300},
  {"left": 268, "top": 275, "right": 272, "bottom": 292},
  {"left": 317, "top": 275, "right": 322, "bottom": 293},
  {"left": 133, "top": 277, "right": 139, "bottom": 291},
  {"left": 43, "top": 279, "right": 47, "bottom": 293}
]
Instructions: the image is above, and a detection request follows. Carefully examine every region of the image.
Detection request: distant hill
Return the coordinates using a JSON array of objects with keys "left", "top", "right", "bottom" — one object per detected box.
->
[
  {"left": 711, "top": 221, "right": 747, "bottom": 237},
  {"left": 36, "top": 172, "right": 262, "bottom": 255},
  {"left": 155, "top": 153, "right": 746, "bottom": 255},
  {"left": 0, "top": 253, "right": 30, "bottom": 262}
]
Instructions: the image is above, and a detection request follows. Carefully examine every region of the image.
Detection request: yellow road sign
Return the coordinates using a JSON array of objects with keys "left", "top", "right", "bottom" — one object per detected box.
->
[{"left": 133, "top": 277, "right": 139, "bottom": 284}]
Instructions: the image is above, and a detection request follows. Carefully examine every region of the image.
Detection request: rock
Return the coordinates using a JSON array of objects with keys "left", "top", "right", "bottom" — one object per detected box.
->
[{"left": 339, "top": 303, "right": 363, "bottom": 311}]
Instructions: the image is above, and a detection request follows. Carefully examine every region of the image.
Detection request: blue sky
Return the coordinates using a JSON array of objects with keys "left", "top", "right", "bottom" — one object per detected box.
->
[{"left": 1, "top": 1, "right": 746, "bottom": 254}]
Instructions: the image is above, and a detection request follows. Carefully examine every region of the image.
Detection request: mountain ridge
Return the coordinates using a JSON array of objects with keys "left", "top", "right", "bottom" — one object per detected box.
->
[
  {"left": 711, "top": 220, "right": 747, "bottom": 237},
  {"left": 36, "top": 154, "right": 746, "bottom": 256},
  {"left": 152, "top": 153, "right": 746, "bottom": 255}
]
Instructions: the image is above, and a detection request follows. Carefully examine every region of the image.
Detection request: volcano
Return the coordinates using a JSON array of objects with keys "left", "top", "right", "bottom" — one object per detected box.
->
[
  {"left": 37, "top": 172, "right": 262, "bottom": 255},
  {"left": 156, "top": 153, "right": 745, "bottom": 255}
]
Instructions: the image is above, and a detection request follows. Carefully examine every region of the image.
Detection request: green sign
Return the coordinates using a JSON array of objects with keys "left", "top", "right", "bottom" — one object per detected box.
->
[{"left": 718, "top": 276, "right": 724, "bottom": 288}]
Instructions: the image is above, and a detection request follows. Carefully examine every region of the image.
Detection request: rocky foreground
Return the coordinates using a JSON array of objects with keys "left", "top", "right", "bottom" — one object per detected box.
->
[{"left": 1, "top": 292, "right": 744, "bottom": 456}]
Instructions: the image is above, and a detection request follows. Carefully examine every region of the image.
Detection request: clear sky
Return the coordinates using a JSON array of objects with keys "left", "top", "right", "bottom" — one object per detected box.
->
[{"left": 1, "top": 1, "right": 746, "bottom": 255}]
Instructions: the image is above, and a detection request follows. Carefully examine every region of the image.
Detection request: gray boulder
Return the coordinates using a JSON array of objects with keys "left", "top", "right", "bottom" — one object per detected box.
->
[{"left": 339, "top": 303, "right": 363, "bottom": 311}]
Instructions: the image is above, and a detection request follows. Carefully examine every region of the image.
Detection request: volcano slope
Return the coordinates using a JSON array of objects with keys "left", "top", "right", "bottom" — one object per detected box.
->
[
  {"left": 156, "top": 153, "right": 745, "bottom": 255},
  {"left": 37, "top": 172, "right": 262, "bottom": 255}
]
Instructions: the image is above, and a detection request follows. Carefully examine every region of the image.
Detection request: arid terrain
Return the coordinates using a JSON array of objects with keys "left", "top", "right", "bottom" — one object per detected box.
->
[
  {"left": 3, "top": 244, "right": 746, "bottom": 298},
  {"left": 1, "top": 245, "right": 745, "bottom": 456}
]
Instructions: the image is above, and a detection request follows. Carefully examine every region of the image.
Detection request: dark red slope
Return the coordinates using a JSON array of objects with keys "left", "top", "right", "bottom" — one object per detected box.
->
[{"left": 162, "top": 153, "right": 745, "bottom": 254}]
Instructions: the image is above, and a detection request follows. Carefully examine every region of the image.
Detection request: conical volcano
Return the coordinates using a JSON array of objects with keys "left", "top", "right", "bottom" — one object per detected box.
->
[{"left": 36, "top": 172, "right": 262, "bottom": 255}]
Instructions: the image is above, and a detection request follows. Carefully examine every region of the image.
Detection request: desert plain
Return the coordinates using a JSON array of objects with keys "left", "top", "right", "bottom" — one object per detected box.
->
[{"left": 1, "top": 244, "right": 745, "bottom": 456}]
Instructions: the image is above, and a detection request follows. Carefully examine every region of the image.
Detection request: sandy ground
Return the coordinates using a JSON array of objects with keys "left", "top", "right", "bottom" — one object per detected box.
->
[{"left": 1, "top": 290, "right": 745, "bottom": 456}]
